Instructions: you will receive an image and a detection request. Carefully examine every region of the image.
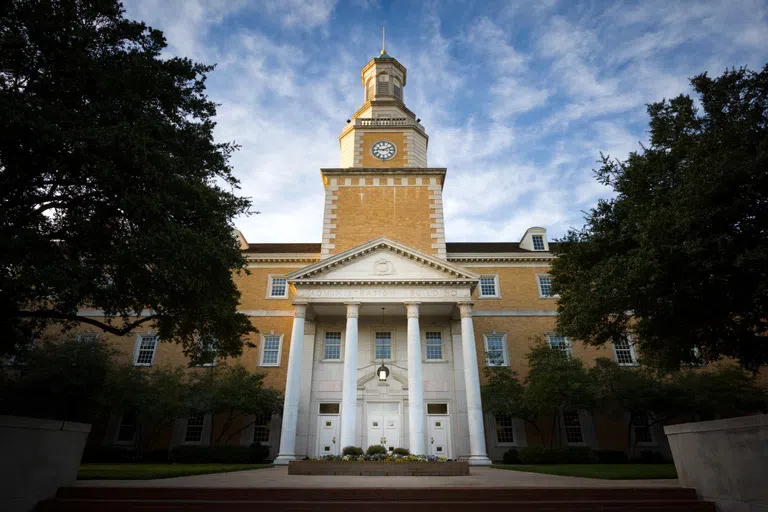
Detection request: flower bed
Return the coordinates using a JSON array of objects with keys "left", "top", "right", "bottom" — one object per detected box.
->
[
  {"left": 312, "top": 453, "right": 445, "bottom": 463},
  {"left": 289, "top": 459, "right": 469, "bottom": 476}
]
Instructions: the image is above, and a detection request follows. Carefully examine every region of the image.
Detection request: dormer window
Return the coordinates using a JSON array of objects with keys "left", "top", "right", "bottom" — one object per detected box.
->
[
  {"left": 520, "top": 227, "right": 549, "bottom": 252},
  {"left": 377, "top": 73, "right": 389, "bottom": 96},
  {"left": 532, "top": 235, "right": 545, "bottom": 251}
]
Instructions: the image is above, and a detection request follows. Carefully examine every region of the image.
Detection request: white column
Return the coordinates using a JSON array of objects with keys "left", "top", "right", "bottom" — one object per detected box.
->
[
  {"left": 405, "top": 301, "right": 426, "bottom": 455},
  {"left": 274, "top": 302, "right": 308, "bottom": 465},
  {"left": 458, "top": 301, "right": 492, "bottom": 465},
  {"left": 340, "top": 302, "right": 360, "bottom": 449}
]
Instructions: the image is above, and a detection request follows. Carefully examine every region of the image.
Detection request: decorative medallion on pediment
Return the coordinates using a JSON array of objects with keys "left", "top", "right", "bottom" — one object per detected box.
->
[{"left": 372, "top": 257, "right": 396, "bottom": 276}]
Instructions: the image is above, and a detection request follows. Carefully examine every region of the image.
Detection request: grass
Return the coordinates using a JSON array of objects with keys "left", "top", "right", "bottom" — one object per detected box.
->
[
  {"left": 491, "top": 464, "right": 678, "bottom": 480},
  {"left": 78, "top": 463, "right": 273, "bottom": 480}
]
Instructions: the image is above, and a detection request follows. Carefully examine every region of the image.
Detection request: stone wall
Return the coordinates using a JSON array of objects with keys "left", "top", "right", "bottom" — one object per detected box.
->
[
  {"left": 664, "top": 414, "right": 768, "bottom": 512},
  {"left": 0, "top": 415, "right": 91, "bottom": 512}
]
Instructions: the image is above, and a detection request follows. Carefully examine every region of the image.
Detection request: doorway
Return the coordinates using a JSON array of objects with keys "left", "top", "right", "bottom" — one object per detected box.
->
[
  {"left": 366, "top": 402, "right": 400, "bottom": 452},
  {"left": 427, "top": 403, "right": 451, "bottom": 458},
  {"left": 316, "top": 402, "right": 340, "bottom": 456}
]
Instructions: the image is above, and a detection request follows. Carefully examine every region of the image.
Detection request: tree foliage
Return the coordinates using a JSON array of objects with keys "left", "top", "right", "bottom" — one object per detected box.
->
[
  {"left": 0, "top": 0, "right": 255, "bottom": 358},
  {"left": 551, "top": 65, "right": 768, "bottom": 371}
]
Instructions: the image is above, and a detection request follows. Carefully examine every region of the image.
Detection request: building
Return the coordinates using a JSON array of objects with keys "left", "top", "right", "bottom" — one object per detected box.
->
[{"left": 78, "top": 48, "right": 665, "bottom": 463}]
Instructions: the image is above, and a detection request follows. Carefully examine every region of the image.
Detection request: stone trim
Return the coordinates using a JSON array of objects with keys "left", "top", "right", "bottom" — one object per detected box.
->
[
  {"left": 472, "top": 310, "right": 558, "bottom": 317},
  {"left": 320, "top": 184, "right": 339, "bottom": 259}
]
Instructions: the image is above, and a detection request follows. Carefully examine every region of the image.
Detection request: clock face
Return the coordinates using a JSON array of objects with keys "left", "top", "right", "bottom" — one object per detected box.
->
[{"left": 371, "top": 140, "right": 397, "bottom": 160}]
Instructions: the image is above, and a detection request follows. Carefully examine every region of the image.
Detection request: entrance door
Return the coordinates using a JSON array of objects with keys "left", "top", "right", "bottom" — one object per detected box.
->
[
  {"left": 366, "top": 403, "right": 400, "bottom": 452},
  {"left": 316, "top": 415, "right": 339, "bottom": 456},
  {"left": 428, "top": 415, "right": 450, "bottom": 458}
]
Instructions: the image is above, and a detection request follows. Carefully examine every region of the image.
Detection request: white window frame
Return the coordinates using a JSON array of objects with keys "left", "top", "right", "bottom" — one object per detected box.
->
[
  {"left": 612, "top": 338, "right": 639, "bottom": 367},
  {"left": 494, "top": 414, "right": 517, "bottom": 446},
  {"left": 374, "top": 331, "right": 393, "bottom": 361},
  {"left": 259, "top": 334, "right": 283, "bottom": 367},
  {"left": 531, "top": 234, "right": 546, "bottom": 251},
  {"left": 266, "top": 275, "right": 288, "bottom": 299},
  {"left": 562, "top": 410, "right": 586, "bottom": 445},
  {"left": 192, "top": 335, "right": 218, "bottom": 367},
  {"left": 424, "top": 330, "right": 444, "bottom": 362},
  {"left": 133, "top": 333, "right": 158, "bottom": 367},
  {"left": 113, "top": 411, "right": 138, "bottom": 445},
  {"left": 631, "top": 412, "right": 657, "bottom": 446},
  {"left": 252, "top": 413, "right": 272, "bottom": 445},
  {"left": 537, "top": 274, "right": 555, "bottom": 298},
  {"left": 478, "top": 274, "right": 501, "bottom": 298},
  {"left": 483, "top": 333, "right": 509, "bottom": 367},
  {"left": 183, "top": 413, "right": 206, "bottom": 445},
  {"left": 323, "top": 330, "right": 343, "bottom": 362},
  {"left": 546, "top": 334, "right": 572, "bottom": 358}
]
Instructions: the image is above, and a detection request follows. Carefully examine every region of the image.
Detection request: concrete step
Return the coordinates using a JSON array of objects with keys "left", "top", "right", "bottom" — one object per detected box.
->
[{"left": 39, "top": 486, "right": 716, "bottom": 511}]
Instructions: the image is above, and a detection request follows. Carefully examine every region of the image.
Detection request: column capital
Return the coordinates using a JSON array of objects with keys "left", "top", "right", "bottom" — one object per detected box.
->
[
  {"left": 344, "top": 302, "right": 361, "bottom": 319},
  {"left": 292, "top": 301, "right": 308, "bottom": 318},
  {"left": 457, "top": 301, "right": 474, "bottom": 319},
  {"left": 404, "top": 301, "right": 421, "bottom": 318}
]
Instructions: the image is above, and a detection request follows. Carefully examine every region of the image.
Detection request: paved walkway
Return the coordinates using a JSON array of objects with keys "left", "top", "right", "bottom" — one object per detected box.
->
[{"left": 75, "top": 466, "right": 680, "bottom": 488}]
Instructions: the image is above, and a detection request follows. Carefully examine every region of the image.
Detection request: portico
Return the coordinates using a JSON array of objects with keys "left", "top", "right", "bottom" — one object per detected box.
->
[{"left": 273, "top": 238, "right": 491, "bottom": 465}]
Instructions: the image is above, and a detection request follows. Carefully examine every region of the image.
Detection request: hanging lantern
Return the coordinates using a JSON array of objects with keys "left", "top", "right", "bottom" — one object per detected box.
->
[{"left": 377, "top": 364, "right": 390, "bottom": 382}]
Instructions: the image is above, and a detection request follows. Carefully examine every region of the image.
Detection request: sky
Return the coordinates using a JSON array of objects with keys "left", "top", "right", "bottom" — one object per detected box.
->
[{"left": 123, "top": 0, "right": 768, "bottom": 244}]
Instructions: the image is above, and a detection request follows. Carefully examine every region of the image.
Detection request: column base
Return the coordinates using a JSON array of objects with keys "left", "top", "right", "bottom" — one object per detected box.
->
[
  {"left": 466, "top": 455, "right": 493, "bottom": 466},
  {"left": 273, "top": 454, "right": 301, "bottom": 465}
]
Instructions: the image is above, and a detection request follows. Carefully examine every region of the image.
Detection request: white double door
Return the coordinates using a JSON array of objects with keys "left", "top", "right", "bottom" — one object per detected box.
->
[{"left": 366, "top": 402, "right": 400, "bottom": 452}]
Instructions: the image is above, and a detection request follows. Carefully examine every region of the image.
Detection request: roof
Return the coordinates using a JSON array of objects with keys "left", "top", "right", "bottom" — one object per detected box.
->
[
  {"left": 243, "top": 242, "right": 560, "bottom": 254},
  {"left": 446, "top": 242, "right": 561, "bottom": 253},
  {"left": 244, "top": 243, "right": 321, "bottom": 254}
]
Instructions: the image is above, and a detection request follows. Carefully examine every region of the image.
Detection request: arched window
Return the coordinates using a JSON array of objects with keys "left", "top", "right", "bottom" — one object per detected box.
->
[
  {"left": 393, "top": 77, "right": 402, "bottom": 100},
  {"left": 366, "top": 77, "right": 374, "bottom": 101},
  {"left": 377, "top": 73, "right": 389, "bottom": 96}
]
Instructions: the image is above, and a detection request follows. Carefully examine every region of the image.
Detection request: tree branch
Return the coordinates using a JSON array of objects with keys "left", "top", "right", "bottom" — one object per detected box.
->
[{"left": 14, "top": 309, "right": 158, "bottom": 336}]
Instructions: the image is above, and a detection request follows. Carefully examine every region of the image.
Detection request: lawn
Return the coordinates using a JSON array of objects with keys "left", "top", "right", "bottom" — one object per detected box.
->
[
  {"left": 78, "top": 463, "right": 273, "bottom": 480},
  {"left": 491, "top": 464, "right": 678, "bottom": 480}
]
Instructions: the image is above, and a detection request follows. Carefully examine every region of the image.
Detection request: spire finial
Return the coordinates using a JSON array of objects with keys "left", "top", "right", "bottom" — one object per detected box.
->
[{"left": 381, "top": 25, "right": 386, "bottom": 55}]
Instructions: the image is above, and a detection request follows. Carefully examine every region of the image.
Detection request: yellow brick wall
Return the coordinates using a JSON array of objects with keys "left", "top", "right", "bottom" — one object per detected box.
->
[
  {"left": 331, "top": 184, "right": 434, "bottom": 254},
  {"left": 465, "top": 265, "right": 557, "bottom": 311},
  {"left": 360, "top": 132, "right": 407, "bottom": 167}
]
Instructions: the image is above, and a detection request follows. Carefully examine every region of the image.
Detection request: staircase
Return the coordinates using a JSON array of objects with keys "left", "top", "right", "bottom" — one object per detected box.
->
[{"left": 39, "top": 486, "right": 715, "bottom": 511}]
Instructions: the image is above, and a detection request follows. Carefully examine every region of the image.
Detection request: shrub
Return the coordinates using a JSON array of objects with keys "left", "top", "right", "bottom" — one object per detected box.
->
[
  {"left": 594, "top": 449, "right": 628, "bottom": 464},
  {"left": 518, "top": 446, "right": 561, "bottom": 464},
  {"left": 562, "top": 446, "right": 597, "bottom": 464},
  {"left": 392, "top": 447, "right": 410, "bottom": 456},
  {"left": 502, "top": 448, "right": 520, "bottom": 464},
  {"left": 168, "top": 445, "right": 268, "bottom": 463},
  {"left": 366, "top": 444, "right": 387, "bottom": 456},
  {"left": 249, "top": 442, "right": 271, "bottom": 463},
  {"left": 81, "top": 446, "right": 138, "bottom": 463},
  {"left": 342, "top": 446, "right": 363, "bottom": 456},
  {"left": 630, "top": 450, "right": 670, "bottom": 464}
]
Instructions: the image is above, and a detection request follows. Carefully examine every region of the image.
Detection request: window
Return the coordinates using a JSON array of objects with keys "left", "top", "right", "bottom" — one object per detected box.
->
[
  {"left": 613, "top": 338, "right": 638, "bottom": 366},
  {"left": 116, "top": 411, "right": 137, "bottom": 444},
  {"left": 484, "top": 334, "right": 507, "bottom": 366},
  {"left": 563, "top": 411, "right": 584, "bottom": 444},
  {"left": 375, "top": 332, "right": 392, "bottom": 360},
  {"left": 268, "top": 276, "right": 288, "bottom": 298},
  {"left": 134, "top": 334, "right": 158, "bottom": 366},
  {"left": 377, "top": 73, "right": 389, "bottom": 95},
  {"left": 547, "top": 335, "right": 572, "bottom": 358},
  {"left": 537, "top": 275, "right": 553, "bottom": 298},
  {"left": 319, "top": 403, "right": 340, "bottom": 414},
  {"left": 425, "top": 331, "right": 442, "bottom": 360},
  {"left": 631, "top": 412, "right": 655, "bottom": 444},
  {"left": 184, "top": 413, "right": 205, "bottom": 443},
  {"left": 252, "top": 414, "right": 271, "bottom": 444},
  {"left": 495, "top": 415, "right": 515, "bottom": 444},
  {"left": 393, "top": 77, "right": 402, "bottom": 100},
  {"left": 479, "top": 275, "right": 499, "bottom": 298},
  {"left": 76, "top": 332, "right": 99, "bottom": 343},
  {"left": 260, "top": 335, "right": 281, "bottom": 366},
  {"left": 324, "top": 331, "right": 342, "bottom": 360},
  {"left": 193, "top": 335, "right": 218, "bottom": 367},
  {"left": 427, "top": 403, "right": 448, "bottom": 415},
  {"left": 532, "top": 234, "right": 545, "bottom": 251}
]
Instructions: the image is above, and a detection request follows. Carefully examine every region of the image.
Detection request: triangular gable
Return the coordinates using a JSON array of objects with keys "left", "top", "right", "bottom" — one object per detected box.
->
[{"left": 286, "top": 237, "right": 479, "bottom": 284}]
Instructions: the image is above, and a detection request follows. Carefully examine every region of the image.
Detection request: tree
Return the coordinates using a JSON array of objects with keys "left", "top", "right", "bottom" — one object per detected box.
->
[
  {"left": 0, "top": 0, "right": 255, "bottom": 358},
  {"left": 187, "top": 364, "right": 283, "bottom": 447},
  {"left": 0, "top": 337, "right": 115, "bottom": 422},
  {"left": 481, "top": 365, "right": 546, "bottom": 442},
  {"left": 551, "top": 65, "right": 768, "bottom": 371},
  {"left": 522, "top": 341, "right": 595, "bottom": 446}
]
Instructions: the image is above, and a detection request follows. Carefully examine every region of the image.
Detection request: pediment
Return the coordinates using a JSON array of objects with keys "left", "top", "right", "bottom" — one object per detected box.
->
[{"left": 286, "top": 238, "right": 479, "bottom": 284}]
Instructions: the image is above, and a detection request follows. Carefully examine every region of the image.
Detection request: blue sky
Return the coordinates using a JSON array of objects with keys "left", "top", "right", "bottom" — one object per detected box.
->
[{"left": 123, "top": 0, "right": 768, "bottom": 244}]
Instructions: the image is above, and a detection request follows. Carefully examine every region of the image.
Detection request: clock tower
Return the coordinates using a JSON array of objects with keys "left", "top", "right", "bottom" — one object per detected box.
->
[{"left": 320, "top": 48, "right": 446, "bottom": 260}]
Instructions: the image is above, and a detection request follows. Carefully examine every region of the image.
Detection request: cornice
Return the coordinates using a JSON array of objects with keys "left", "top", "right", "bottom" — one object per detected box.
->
[
  {"left": 351, "top": 99, "right": 416, "bottom": 121},
  {"left": 321, "top": 167, "right": 446, "bottom": 176},
  {"left": 244, "top": 254, "right": 320, "bottom": 263},
  {"left": 447, "top": 253, "right": 554, "bottom": 263},
  {"left": 292, "top": 279, "right": 477, "bottom": 286}
]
